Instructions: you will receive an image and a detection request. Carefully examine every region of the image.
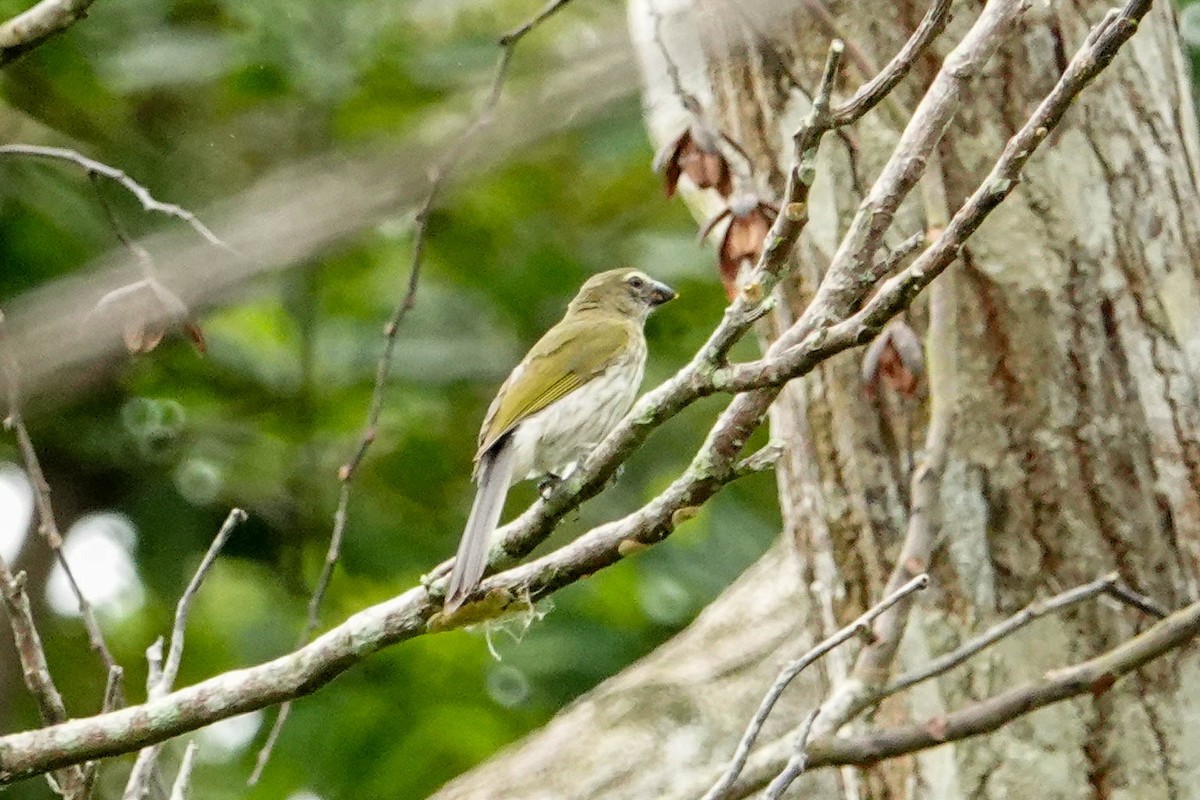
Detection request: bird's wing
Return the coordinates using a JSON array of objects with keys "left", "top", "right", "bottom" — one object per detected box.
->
[{"left": 476, "top": 316, "right": 633, "bottom": 460}]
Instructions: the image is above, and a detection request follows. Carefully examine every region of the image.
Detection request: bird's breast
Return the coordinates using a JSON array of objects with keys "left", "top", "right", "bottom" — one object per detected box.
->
[{"left": 508, "top": 341, "right": 647, "bottom": 483}]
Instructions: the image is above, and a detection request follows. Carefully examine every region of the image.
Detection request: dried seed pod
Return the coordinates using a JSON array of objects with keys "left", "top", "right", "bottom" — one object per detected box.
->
[
  {"left": 861, "top": 320, "right": 924, "bottom": 397},
  {"left": 88, "top": 278, "right": 205, "bottom": 355},
  {"left": 700, "top": 196, "right": 778, "bottom": 299},
  {"left": 654, "top": 122, "right": 733, "bottom": 198}
]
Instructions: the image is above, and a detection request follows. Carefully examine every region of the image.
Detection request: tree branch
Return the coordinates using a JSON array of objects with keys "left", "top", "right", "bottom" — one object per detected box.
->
[
  {"left": 0, "top": 146, "right": 230, "bottom": 251},
  {"left": 761, "top": 708, "right": 819, "bottom": 800},
  {"left": 123, "top": 510, "right": 244, "bottom": 800},
  {"left": 714, "top": 596, "right": 1200, "bottom": 798},
  {"left": 0, "top": 426, "right": 780, "bottom": 785},
  {"left": 0, "top": 0, "right": 1153, "bottom": 785},
  {"left": 248, "top": 0, "right": 581, "bottom": 781},
  {"left": 0, "top": 311, "right": 123, "bottom": 692},
  {"left": 720, "top": 0, "right": 1152, "bottom": 395},
  {"left": 0, "top": 554, "right": 86, "bottom": 797},
  {"left": 702, "top": 575, "right": 929, "bottom": 800},
  {"left": 828, "top": 0, "right": 952, "bottom": 126},
  {"left": 166, "top": 741, "right": 197, "bottom": 800},
  {"left": 0, "top": 0, "right": 97, "bottom": 67},
  {"left": 882, "top": 572, "right": 1167, "bottom": 698}
]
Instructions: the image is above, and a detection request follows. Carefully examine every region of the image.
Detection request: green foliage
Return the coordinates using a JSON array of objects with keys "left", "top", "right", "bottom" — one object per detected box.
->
[{"left": 0, "top": 1, "right": 785, "bottom": 798}]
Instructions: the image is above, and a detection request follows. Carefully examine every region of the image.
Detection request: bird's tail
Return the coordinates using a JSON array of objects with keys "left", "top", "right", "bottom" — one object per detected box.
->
[{"left": 445, "top": 437, "right": 516, "bottom": 612}]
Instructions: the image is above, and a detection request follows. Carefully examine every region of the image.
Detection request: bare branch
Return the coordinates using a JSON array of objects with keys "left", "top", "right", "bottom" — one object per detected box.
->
[
  {"left": 166, "top": 742, "right": 197, "bottom": 800},
  {"left": 123, "top": 510, "right": 243, "bottom": 800},
  {"left": 0, "top": 0, "right": 98, "bottom": 67},
  {"left": 0, "top": 563, "right": 67, "bottom": 726},
  {"left": 249, "top": 0, "right": 580, "bottom": 782},
  {"left": 883, "top": 573, "right": 1166, "bottom": 699},
  {"left": 648, "top": 0, "right": 701, "bottom": 116},
  {"left": 0, "top": 145, "right": 230, "bottom": 252},
  {"left": 761, "top": 708, "right": 819, "bottom": 800},
  {"left": 702, "top": 575, "right": 929, "bottom": 800},
  {"left": 829, "top": 0, "right": 953, "bottom": 125},
  {"left": 0, "top": 556, "right": 88, "bottom": 797},
  {"left": 0, "top": 431, "right": 779, "bottom": 784},
  {"left": 718, "top": 0, "right": 1151, "bottom": 394},
  {"left": 161, "top": 509, "right": 245, "bottom": 698},
  {"left": 1104, "top": 578, "right": 1170, "bottom": 619},
  {"left": 0, "top": 0, "right": 1154, "bottom": 785},
  {"left": 815, "top": 202, "right": 957, "bottom": 735},
  {"left": 699, "top": 596, "right": 1200, "bottom": 798},
  {"left": 76, "top": 664, "right": 125, "bottom": 794},
  {"left": 0, "top": 310, "right": 124, "bottom": 691},
  {"left": 88, "top": 174, "right": 156, "bottom": 279},
  {"left": 499, "top": 0, "right": 574, "bottom": 46},
  {"left": 731, "top": 443, "right": 783, "bottom": 478}
]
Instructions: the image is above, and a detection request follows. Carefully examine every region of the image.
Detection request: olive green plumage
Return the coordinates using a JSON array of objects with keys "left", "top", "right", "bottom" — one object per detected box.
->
[{"left": 445, "top": 269, "right": 676, "bottom": 612}]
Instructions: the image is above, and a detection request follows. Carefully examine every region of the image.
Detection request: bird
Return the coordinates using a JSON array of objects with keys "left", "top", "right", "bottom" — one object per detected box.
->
[{"left": 444, "top": 268, "right": 676, "bottom": 612}]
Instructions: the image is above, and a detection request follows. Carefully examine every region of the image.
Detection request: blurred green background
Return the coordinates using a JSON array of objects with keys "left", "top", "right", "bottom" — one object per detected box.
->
[{"left": 0, "top": 1, "right": 784, "bottom": 798}]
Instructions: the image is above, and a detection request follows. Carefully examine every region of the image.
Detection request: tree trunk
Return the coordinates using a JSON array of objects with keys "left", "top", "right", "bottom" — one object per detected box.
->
[{"left": 433, "top": 1, "right": 1200, "bottom": 797}]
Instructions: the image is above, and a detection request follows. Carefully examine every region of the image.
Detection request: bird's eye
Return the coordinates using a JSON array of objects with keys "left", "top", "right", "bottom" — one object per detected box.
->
[{"left": 627, "top": 276, "right": 645, "bottom": 290}]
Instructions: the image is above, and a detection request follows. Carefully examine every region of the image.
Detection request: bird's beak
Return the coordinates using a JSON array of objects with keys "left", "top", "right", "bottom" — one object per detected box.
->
[{"left": 649, "top": 280, "right": 677, "bottom": 306}]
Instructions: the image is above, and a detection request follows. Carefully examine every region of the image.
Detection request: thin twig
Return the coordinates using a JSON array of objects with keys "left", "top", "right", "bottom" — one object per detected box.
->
[
  {"left": 701, "top": 574, "right": 929, "bottom": 800},
  {"left": 1104, "top": 579, "right": 1170, "bottom": 619},
  {"left": 77, "top": 664, "right": 126, "bottom": 795},
  {"left": 0, "top": 0, "right": 1153, "bottom": 784},
  {"left": 732, "top": 443, "right": 783, "bottom": 477},
  {"left": 828, "top": 0, "right": 954, "bottom": 125},
  {"left": 0, "top": 563, "right": 67, "bottom": 724},
  {"left": 874, "top": 232, "right": 927, "bottom": 276},
  {"left": 689, "top": 595, "right": 1200, "bottom": 798},
  {"left": 248, "top": 0, "right": 579, "bottom": 782},
  {"left": 498, "top": 0, "right": 573, "bottom": 46},
  {"left": 883, "top": 573, "right": 1167, "bottom": 698},
  {"left": 166, "top": 742, "right": 198, "bottom": 800},
  {"left": 762, "top": 708, "right": 820, "bottom": 800},
  {"left": 123, "top": 509, "right": 244, "bottom": 800},
  {"left": 101, "top": 665, "right": 125, "bottom": 712},
  {"left": 888, "top": 574, "right": 1116, "bottom": 695},
  {"left": 0, "top": 145, "right": 231, "bottom": 252},
  {"left": 648, "top": 1, "right": 701, "bottom": 115},
  {"left": 0, "top": 555, "right": 87, "bottom": 797},
  {"left": 838, "top": 175, "right": 957, "bottom": 711},
  {"left": 0, "top": 310, "right": 124, "bottom": 690},
  {"left": 88, "top": 173, "right": 156, "bottom": 278},
  {"left": 161, "top": 509, "right": 246, "bottom": 696}
]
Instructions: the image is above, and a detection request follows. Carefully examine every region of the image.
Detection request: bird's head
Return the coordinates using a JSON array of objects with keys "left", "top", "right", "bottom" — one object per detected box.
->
[{"left": 567, "top": 269, "right": 676, "bottom": 321}]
